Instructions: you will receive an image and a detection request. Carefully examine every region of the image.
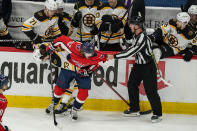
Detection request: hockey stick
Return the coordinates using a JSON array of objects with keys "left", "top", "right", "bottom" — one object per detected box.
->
[
  {"left": 94, "top": 71, "right": 152, "bottom": 115},
  {"left": 49, "top": 54, "right": 58, "bottom": 126},
  {"left": 151, "top": 52, "right": 173, "bottom": 87},
  {"left": 0, "top": 39, "right": 53, "bottom": 42},
  {"left": 103, "top": 1, "right": 134, "bottom": 46},
  {"left": 77, "top": 0, "right": 82, "bottom": 42}
]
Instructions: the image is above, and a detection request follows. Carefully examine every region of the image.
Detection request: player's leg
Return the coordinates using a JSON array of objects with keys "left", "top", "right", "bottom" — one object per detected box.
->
[
  {"left": 46, "top": 85, "right": 66, "bottom": 114},
  {"left": 143, "top": 62, "right": 162, "bottom": 123},
  {"left": 123, "top": 65, "right": 142, "bottom": 116},
  {"left": 153, "top": 43, "right": 175, "bottom": 63},
  {"left": 46, "top": 69, "right": 75, "bottom": 114},
  {"left": 70, "top": 75, "right": 91, "bottom": 120},
  {"left": 55, "top": 81, "right": 78, "bottom": 114}
]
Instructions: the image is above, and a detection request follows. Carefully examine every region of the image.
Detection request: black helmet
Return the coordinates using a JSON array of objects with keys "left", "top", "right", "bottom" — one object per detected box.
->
[
  {"left": 128, "top": 15, "right": 144, "bottom": 29},
  {"left": 81, "top": 41, "right": 95, "bottom": 54},
  {"left": 0, "top": 74, "right": 10, "bottom": 91}
]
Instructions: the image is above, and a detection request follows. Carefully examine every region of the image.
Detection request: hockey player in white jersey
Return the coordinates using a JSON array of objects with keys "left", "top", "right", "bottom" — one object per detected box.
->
[
  {"left": 21, "top": 0, "right": 60, "bottom": 49},
  {"left": 71, "top": 0, "right": 102, "bottom": 42},
  {"left": 33, "top": 43, "right": 79, "bottom": 115},
  {"left": 92, "top": 0, "right": 127, "bottom": 51},
  {"left": 179, "top": 5, "right": 197, "bottom": 58},
  {"left": 149, "top": 12, "right": 197, "bottom": 63}
]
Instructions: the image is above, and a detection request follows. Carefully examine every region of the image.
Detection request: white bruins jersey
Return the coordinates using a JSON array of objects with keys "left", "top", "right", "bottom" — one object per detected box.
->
[
  {"left": 74, "top": 1, "right": 102, "bottom": 41},
  {"left": 0, "top": 18, "right": 8, "bottom": 36},
  {"left": 96, "top": 2, "right": 127, "bottom": 44},
  {"left": 161, "top": 19, "right": 197, "bottom": 55},
  {"left": 51, "top": 48, "right": 80, "bottom": 72},
  {"left": 22, "top": 10, "right": 61, "bottom": 39}
]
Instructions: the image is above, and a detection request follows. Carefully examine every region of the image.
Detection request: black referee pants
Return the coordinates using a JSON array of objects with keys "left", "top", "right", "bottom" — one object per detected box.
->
[{"left": 127, "top": 61, "right": 162, "bottom": 116}]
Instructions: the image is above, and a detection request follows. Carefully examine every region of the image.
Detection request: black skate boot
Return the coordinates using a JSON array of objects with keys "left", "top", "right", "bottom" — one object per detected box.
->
[
  {"left": 151, "top": 115, "right": 162, "bottom": 123},
  {"left": 123, "top": 109, "right": 140, "bottom": 117},
  {"left": 54, "top": 102, "right": 67, "bottom": 114}
]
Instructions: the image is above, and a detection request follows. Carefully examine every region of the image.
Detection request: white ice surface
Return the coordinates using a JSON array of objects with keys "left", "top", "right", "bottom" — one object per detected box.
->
[{"left": 2, "top": 108, "right": 197, "bottom": 131}]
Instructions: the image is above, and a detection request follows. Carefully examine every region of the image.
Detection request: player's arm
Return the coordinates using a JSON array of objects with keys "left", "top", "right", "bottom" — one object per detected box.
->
[
  {"left": 114, "top": 33, "right": 147, "bottom": 59},
  {"left": 71, "top": 3, "right": 82, "bottom": 28},
  {"left": 52, "top": 35, "right": 76, "bottom": 53},
  {"left": 180, "top": 35, "right": 197, "bottom": 62},
  {"left": 22, "top": 16, "right": 42, "bottom": 44},
  {"left": 58, "top": 12, "right": 73, "bottom": 36},
  {"left": 149, "top": 19, "right": 173, "bottom": 42}
]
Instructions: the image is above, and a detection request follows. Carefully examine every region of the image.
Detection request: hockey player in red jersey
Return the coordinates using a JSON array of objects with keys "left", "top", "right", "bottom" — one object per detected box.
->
[
  {"left": 0, "top": 74, "right": 11, "bottom": 131},
  {"left": 43, "top": 35, "right": 108, "bottom": 120}
]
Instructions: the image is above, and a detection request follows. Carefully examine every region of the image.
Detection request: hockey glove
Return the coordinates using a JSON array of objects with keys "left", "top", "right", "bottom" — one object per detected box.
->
[
  {"left": 90, "top": 24, "right": 99, "bottom": 35},
  {"left": 33, "top": 35, "right": 43, "bottom": 44},
  {"left": 191, "top": 45, "right": 197, "bottom": 54},
  {"left": 111, "top": 22, "right": 121, "bottom": 33},
  {"left": 183, "top": 50, "right": 193, "bottom": 62},
  {"left": 102, "top": 15, "right": 114, "bottom": 23},
  {"left": 148, "top": 34, "right": 156, "bottom": 42},
  {"left": 58, "top": 15, "right": 69, "bottom": 36},
  {"left": 74, "top": 11, "right": 82, "bottom": 21},
  {"left": 46, "top": 42, "right": 55, "bottom": 55},
  {"left": 4, "top": 125, "right": 10, "bottom": 131},
  {"left": 99, "top": 22, "right": 110, "bottom": 32}
]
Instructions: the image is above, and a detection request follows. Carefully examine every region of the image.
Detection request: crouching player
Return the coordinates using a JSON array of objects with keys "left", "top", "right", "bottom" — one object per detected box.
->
[
  {"left": 35, "top": 35, "right": 108, "bottom": 120},
  {"left": 33, "top": 43, "right": 78, "bottom": 115},
  {"left": 0, "top": 74, "right": 11, "bottom": 131}
]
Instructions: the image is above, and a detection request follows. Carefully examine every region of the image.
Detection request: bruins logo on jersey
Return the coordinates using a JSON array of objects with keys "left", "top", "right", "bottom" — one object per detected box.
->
[
  {"left": 168, "top": 34, "right": 178, "bottom": 47},
  {"left": 83, "top": 14, "right": 95, "bottom": 27},
  {"left": 45, "top": 25, "right": 54, "bottom": 37}
]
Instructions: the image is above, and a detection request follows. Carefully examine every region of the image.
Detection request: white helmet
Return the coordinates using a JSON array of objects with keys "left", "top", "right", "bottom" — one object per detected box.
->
[
  {"left": 56, "top": 0, "right": 65, "bottom": 9},
  {"left": 45, "top": 0, "right": 58, "bottom": 11},
  {"left": 176, "top": 12, "right": 190, "bottom": 24},
  {"left": 188, "top": 5, "right": 197, "bottom": 15}
]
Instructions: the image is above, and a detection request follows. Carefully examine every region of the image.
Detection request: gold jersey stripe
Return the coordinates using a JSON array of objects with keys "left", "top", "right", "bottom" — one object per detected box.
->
[
  {"left": 79, "top": 6, "right": 87, "bottom": 10},
  {"left": 23, "top": 23, "right": 33, "bottom": 29},
  {"left": 76, "top": 34, "right": 92, "bottom": 38},
  {"left": 63, "top": 18, "right": 70, "bottom": 22},
  {"left": 101, "top": 31, "right": 124, "bottom": 37},
  {"left": 161, "top": 25, "right": 167, "bottom": 34},
  {"left": 22, "top": 27, "right": 31, "bottom": 31},
  {"left": 64, "top": 92, "right": 72, "bottom": 96},
  {"left": 101, "top": 7, "right": 111, "bottom": 11},
  {"left": 101, "top": 36, "right": 123, "bottom": 41}
]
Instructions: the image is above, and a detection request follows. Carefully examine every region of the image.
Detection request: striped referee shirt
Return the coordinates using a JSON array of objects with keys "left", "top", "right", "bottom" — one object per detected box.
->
[{"left": 114, "top": 32, "right": 153, "bottom": 64}]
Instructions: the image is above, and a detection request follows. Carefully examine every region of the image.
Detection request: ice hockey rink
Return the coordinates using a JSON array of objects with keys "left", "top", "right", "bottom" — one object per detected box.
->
[{"left": 2, "top": 108, "right": 197, "bottom": 131}]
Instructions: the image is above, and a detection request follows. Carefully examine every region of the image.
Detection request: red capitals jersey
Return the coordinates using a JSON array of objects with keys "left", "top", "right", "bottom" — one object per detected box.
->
[
  {"left": 53, "top": 35, "right": 107, "bottom": 71},
  {"left": 0, "top": 94, "right": 7, "bottom": 122}
]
